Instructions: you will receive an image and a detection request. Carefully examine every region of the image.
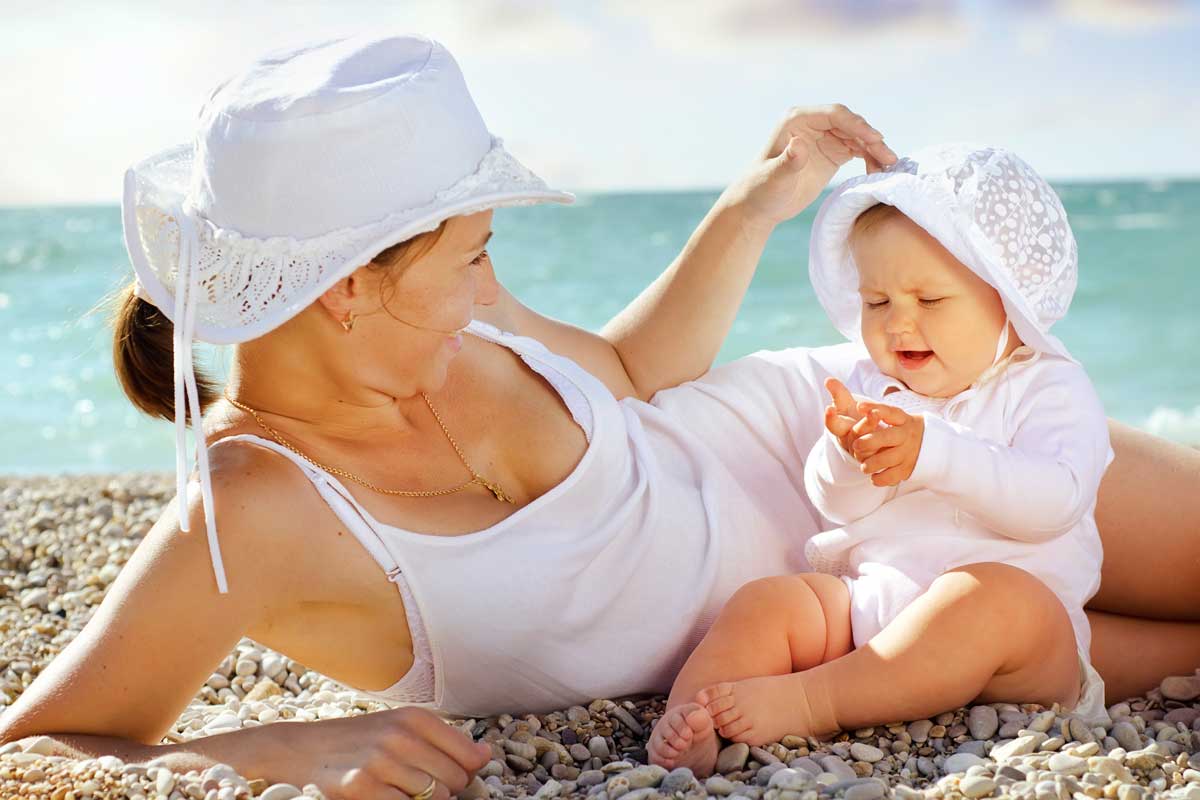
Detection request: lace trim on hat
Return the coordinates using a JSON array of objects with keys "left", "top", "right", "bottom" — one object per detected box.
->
[{"left": 131, "top": 137, "right": 557, "bottom": 335}]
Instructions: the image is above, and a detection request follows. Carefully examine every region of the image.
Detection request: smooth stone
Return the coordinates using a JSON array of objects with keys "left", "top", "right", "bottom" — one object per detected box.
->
[
  {"left": 1165, "top": 708, "right": 1200, "bottom": 725},
  {"left": 480, "top": 760, "right": 504, "bottom": 779},
  {"left": 908, "top": 720, "right": 934, "bottom": 743},
  {"left": 661, "top": 767, "right": 696, "bottom": 793},
  {"left": 569, "top": 744, "right": 591, "bottom": 763},
  {"left": 588, "top": 736, "right": 611, "bottom": 759},
  {"left": 1068, "top": 718, "right": 1095, "bottom": 744},
  {"left": 755, "top": 763, "right": 786, "bottom": 786},
  {"left": 705, "top": 775, "right": 736, "bottom": 796},
  {"left": 1161, "top": 675, "right": 1200, "bottom": 702},
  {"left": 960, "top": 775, "right": 998, "bottom": 798},
  {"left": 943, "top": 753, "right": 987, "bottom": 774},
  {"left": 1068, "top": 741, "right": 1099, "bottom": 757},
  {"left": 996, "top": 765, "right": 1027, "bottom": 782},
  {"left": 1087, "top": 756, "right": 1133, "bottom": 782},
  {"left": 716, "top": 743, "right": 751, "bottom": 773},
  {"left": 817, "top": 755, "right": 856, "bottom": 782},
  {"left": 1039, "top": 737, "right": 1065, "bottom": 751},
  {"left": 992, "top": 736, "right": 1040, "bottom": 761},
  {"left": 842, "top": 780, "right": 887, "bottom": 800},
  {"left": 750, "top": 746, "right": 781, "bottom": 765},
  {"left": 956, "top": 741, "right": 988, "bottom": 758},
  {"left": 534, "top": 779, "right": 562, "bottom": 799},
  {"left": 1116, "top": 785, "right": 1144, "bottom": 800},
  {"left": 1047, "top": 753, "right": 1086, "bottom": 776},
  {"left": 506, "top": 755, "right": 535, "bottom": 772},
  {"left": 623, "top": 765, "right": 666, "bottom": 789},
  {"left": 609, "top": 706, "right": 644, "bottom": 737},
  {"left": 789, "top": 757, "right": 822, "bottom": 776},
  {"left": 1112, "top": 721, "right": 1143, "bottom": 751},
  {"left": 601, "top": 761, "right": 633, "bottom": 774},
  {"left": 577, "top": 770, "right": 605, "bottom": 788},
  {"left": 998, "top": 720, "right": 1025, "bottom": 739},
  {"left": 621, "top": 789, "right": 657, "bottom": 800},
  {"left": 259, "top": 785, "right": 303, "bottom": 800},
  {"left": 968, "top": 706, "right": 1000, "bottom": 740},
  {"left": 1125, "top": 746, "right": 1168, "bottom": 769},
  {"left": 893, "top": 786, "right": 924, "bottom": 800},
  {"left": 916, "top": 758, "right": 937, "bottom": 778},
  {"left": 20, "top": 736, "right": 59, "bottom": 756},
  {"left": 1028, "top": 712, "right": 1057, "bottom": 733},
  {"left": 848, "top": 743, "right": 883, "bottom": 763},
  {"left": 607, "top": 775, "right": 630, "bottom": 799},
  {"left": 767, "top": 769, "right": 812, "bottom": 792}
]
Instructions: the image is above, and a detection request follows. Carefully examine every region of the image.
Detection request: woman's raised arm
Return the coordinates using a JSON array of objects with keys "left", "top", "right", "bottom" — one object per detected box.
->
[{"left": 493, "top": 105, "right": 896, "bottom": 401}]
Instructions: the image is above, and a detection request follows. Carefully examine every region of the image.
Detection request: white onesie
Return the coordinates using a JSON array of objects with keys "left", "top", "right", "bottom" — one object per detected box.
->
[{"left": 802, "top": 343, "right": 1113, "bottom": 724}]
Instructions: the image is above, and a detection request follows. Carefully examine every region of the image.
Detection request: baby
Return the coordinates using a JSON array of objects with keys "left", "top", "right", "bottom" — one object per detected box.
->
[{"left": 647, "top": 143, "right": 1114, "bottom": 776}]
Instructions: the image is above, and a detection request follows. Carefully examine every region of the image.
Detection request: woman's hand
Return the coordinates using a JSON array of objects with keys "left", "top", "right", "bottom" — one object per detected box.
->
[
  {"left": 728, "top": 104, "right": 897, "bottom": 232},
  {"left": 272, "top": 707, "right": 492, "bottom": 800}
]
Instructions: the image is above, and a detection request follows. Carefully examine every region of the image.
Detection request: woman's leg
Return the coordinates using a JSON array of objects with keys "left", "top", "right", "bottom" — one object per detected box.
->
[
  {"left": 647, "top": 574, "right": 852, "bottom": 774},
  {"left": 700, "top": 563, "right": 1081, "bottom": 744},
  {"left": 1088, "top": 607, "right": 1200, "bottom": 703},
  {"left": 1090, "top": 420, "right": 1200, "bottom": 620}
]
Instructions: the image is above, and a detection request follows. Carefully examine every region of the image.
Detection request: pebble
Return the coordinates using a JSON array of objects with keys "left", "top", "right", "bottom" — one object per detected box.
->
[
  {"left": 969, "top": 706, "right": 1000, "bottom": 740},
  {"left": 944, "top": 753, "right": 987, "bottom": 774},
  {"left": 3, "top": 474, "right": 1200, "bottom": 800},
  {"left": 960, "top": 775, "right": 998, "bottom": 798},
  {"left": 848, "top": 742, "right": 883, "bottom": 763},
  {"left": 716, "top": 743, "right": 750, "bottom": 773}
]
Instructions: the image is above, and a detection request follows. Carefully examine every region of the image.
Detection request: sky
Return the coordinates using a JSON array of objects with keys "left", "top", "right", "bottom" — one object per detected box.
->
[{"left": 2, "top": 0, "right": 1198, "bottom": 206}]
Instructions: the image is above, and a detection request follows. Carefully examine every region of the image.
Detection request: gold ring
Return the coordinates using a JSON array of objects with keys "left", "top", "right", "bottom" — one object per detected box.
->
[{"left": 412, "top": 776, "right": 437, "bottom": 800}]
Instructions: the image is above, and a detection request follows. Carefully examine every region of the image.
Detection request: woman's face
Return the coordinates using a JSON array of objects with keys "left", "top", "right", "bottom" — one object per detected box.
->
[
  {"left": 345, "top": 209, "right": 497, "bottom": 396},
  {"left": 851, "top": 212, "right": 1010, "bottom": 397}
]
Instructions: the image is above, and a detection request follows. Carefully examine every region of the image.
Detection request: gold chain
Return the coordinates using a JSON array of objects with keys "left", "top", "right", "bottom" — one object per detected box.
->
[{"left": 222, "top": 392, "right": 516, "bottom": 504}]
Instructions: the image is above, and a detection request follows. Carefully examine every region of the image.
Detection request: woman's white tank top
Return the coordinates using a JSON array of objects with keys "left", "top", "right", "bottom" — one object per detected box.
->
[{"left": 210, "top": 321, "right": 845, "bottom": 717}]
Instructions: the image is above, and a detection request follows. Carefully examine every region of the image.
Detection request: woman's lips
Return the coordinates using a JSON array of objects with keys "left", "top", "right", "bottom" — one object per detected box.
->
[{"left": 897, "top": 350, "right": 934, "bottom": 369}]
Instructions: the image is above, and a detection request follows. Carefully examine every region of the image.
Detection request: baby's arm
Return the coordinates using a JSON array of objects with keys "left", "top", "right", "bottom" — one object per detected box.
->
[
  {"left": 905, "top": 364, "right": 1112, "bottom": 542},
  {"left": 804, "top": 380, "right": 898, "bottom": 525}
]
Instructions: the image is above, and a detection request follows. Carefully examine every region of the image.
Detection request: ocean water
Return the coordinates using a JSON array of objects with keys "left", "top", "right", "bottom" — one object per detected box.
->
[{"left": 1, "top": 181, "right": 1197, "bottom": 473}]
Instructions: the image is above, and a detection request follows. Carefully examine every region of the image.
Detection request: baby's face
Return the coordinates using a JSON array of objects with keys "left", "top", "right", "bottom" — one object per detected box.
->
[{"left": 851, "top": 212, "right": 1014, "bottom": 397}]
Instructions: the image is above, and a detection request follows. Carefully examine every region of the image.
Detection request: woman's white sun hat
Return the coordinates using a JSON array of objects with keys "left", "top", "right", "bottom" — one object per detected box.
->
[
  {"left": 121, "top": 32, "right": 573, "bottom": 594},
  {"left": 807, "top": 142, "right": 1079, "bottom": 365}
]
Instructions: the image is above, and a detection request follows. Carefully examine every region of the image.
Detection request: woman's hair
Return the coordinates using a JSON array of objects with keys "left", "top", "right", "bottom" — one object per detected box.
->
[
  {"left": 849, "top": 202, "right": 906, "bottom": 247},
  {"left": 111, "top": 219, "right": 451, "bottom": 420}
]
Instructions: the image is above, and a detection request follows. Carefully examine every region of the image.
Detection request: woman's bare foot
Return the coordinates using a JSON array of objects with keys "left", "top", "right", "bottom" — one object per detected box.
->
[
  {"left": 647, "top": 702, "right": 721, "bottom": 776},
  {"left": 699, "top": 673, "right": 829, "bottom": 745}
]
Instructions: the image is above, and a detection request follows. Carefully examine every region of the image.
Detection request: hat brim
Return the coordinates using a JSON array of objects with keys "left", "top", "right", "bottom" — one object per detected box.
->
[
  {"left": 122, "top": 139, "right": 574, "bottom": 345},
  {"left": 808, "top": 172, "right": 1077, "bottom": 364}
]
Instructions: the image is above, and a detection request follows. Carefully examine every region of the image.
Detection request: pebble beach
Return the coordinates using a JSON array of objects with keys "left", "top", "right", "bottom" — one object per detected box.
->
[{"left": 2, "top": 474, "right": 1199, "bottom": 800}]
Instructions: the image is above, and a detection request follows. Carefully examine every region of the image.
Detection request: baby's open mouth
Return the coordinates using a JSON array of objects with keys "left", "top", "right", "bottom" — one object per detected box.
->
[{"left": 897, "top": 350, "right": 934, "bottom": 368}]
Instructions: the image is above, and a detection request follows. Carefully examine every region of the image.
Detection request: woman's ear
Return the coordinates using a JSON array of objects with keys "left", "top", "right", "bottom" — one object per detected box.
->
[{"left": 316, "top": 265, "right": 370, "bottom": 322}]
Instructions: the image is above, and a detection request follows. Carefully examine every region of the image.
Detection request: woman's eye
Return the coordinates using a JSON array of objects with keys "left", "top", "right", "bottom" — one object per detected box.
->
[{"left": 470, "top": 249, "right": 490, "bottom": 266}]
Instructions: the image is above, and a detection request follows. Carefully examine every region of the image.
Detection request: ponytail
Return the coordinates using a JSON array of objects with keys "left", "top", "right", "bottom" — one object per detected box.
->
[{"left": 111, "top": 284, "right": 218, "bottom": 421}]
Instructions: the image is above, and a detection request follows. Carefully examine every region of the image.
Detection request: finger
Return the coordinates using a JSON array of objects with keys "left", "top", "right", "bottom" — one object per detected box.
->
[
  {"left": 850, "top": 409, "right": 881, "bottom": 439},
  {"left": 814, "top": 132, "right": 854, "bottom": 166},
  {"left": 403, "top": 711, "right": 492, "bottom": 774},
  {"left": 870, "top": 466, "right": 906, "bottom": 487},
  {"left": 825, "top": 104, "right": 884, "bottom": 142},
  {"left": 382, "top": 736, "right": 472, "bottom": 794},
  {"left": 866, "top": 137, "right": 899, "bottom": 166},
  {"left": 365, "top": 764, "right": 445, "bottom": 800},
  {"left": 825, "top": 406, "right": 856, "bottom": 436},
  {"left": 824, "top": 377, "right": 857, "bottom": 416},
  {"left": 860, "top": 446, "right": 906, "bottom": 475},
  {"left": 852, "top": 426, "right": 904, "bottom": 460},
  {"left": 857, "top": 402, "right": 910, "bottom": 427}
]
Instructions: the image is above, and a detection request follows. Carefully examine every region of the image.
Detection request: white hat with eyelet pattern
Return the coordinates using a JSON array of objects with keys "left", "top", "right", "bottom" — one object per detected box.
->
[
  {"left": 120, "top": 32, "right": 574, "bottom": 594},
  {"left": 807, "top": 142, "right": 1079, "bottom": 364}
]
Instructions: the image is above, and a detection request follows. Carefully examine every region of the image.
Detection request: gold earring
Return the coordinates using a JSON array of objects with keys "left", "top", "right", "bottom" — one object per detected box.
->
[{"left": 341, "top": 311, "right": 356, "bottom": 333}]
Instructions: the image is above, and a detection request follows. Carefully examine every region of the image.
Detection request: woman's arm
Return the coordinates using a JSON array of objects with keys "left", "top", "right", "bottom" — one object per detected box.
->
[
  {"left": 490, "top": 105, "right": 896, "bottom": 401},
  {"left": 0, "top": 446, "right": 488, "bottom": 796}
]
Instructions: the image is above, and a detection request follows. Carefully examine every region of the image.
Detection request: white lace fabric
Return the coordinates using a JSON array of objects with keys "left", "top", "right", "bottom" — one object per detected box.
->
[{"left": 807, "top": 142, "right": 1080, "bottom": 364}]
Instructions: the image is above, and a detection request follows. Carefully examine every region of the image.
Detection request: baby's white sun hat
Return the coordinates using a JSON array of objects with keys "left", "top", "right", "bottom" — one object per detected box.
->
[
  {"left": 121, "top": 32, "right": 573, "bottom": 594},
  {"left": 807, "top": 142, "right": 1079, "bottom": 365}
]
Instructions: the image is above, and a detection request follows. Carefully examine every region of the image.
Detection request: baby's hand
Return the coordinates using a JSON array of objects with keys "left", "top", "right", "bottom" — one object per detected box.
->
[
  {"left": 851, "top": 402, "right": 926, "bottom": 486},
  {"left": 823, "top": 378, "right": 882, "bottom": 455}
]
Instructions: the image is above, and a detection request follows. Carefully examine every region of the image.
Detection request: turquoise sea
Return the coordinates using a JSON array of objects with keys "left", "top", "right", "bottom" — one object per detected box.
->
[{"left": 1, "top": 181, "right": 1198, "bottom": 473}]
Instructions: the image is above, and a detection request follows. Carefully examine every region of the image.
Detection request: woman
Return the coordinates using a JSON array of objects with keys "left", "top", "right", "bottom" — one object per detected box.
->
[{"left": 2, "top": 32, "right": 1197, "bottom": 800}]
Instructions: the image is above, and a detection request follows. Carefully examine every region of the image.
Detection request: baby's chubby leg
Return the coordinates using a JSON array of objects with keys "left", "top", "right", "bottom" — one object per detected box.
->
[
  {"left": 647, "top": 574, "right": 853, "bottom": 776},
  {"left": 704, "top": 562, "right": 1081, "bottom": 746}
]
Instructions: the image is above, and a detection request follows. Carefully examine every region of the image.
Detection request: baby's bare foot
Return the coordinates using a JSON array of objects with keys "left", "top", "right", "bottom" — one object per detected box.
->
[
  {"left": 647, "top": 702, "right": 720, "bottom": 776},
  {"left": 698, "top": 674, "right": 823, "bottom": 745}
]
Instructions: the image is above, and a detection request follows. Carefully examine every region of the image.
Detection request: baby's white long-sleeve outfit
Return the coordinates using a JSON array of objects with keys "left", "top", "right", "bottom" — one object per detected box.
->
[{"left": 802, "top": 344, "right": 1113, "bottom": 723}]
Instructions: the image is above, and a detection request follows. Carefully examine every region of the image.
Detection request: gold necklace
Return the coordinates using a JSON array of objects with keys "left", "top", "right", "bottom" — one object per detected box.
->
[{"left": 222, "top": 392, "right": 516, "bottom": 504}]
